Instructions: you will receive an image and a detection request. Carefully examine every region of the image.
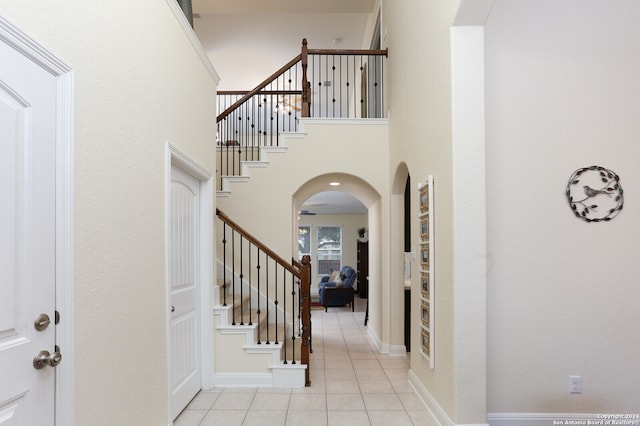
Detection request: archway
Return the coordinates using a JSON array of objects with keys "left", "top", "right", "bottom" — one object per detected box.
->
[
  {"left": 293, "top": 173, "right": 383, "bottom": 345},
  {"left": 389, "top": 163, "right": 411, "bottom": 355}
]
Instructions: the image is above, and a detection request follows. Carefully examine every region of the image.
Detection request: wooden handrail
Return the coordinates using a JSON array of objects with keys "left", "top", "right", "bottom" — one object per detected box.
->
[
  {"left": 216, "top": 208, "right": 299, "bottom": 275},
  {"left": 218, "top": 90, "right": 303, "bottom": 96},
  {"left": 216, "top": 53, "right": 302, "bottom": 122},
  {"left": 308, "top": 48, "right": 388, "bottom": 57}
]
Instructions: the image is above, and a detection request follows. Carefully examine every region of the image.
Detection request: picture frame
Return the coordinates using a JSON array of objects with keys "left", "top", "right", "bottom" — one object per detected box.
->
[
  {"left": 420, "top": 188, "right": 428, "bottom": 212},
  {"left": 421, "top": 302, "right": 430, "bottom": 328},
  {"left": 421, "top": 247, "right": 429, "bottom": 268},
  {"left": 421, "top": 330, "right": 430, "bottom": 355},
  {"left": 421, "top": 273, "right": 429, "bottom": 299},
  {"left": 418, "top": 176, "right": 434, "bottom": 368},
  {"left": 420, "top": 220, "right": 428, "bottom": 238}
]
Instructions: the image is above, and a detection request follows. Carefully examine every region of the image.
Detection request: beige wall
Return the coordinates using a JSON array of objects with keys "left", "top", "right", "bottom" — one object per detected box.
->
[
  {"left": 382, "top": 0, "right": 468, "bottom": 421},
  {"left": 485, "top": 0, "right": 640, "bottom": 414},
  {"left": 217, "top": 119, "right": 390, "bottom": 348},
  {"left": 1, "top": 2, "right": 218, "bottom": 424}
]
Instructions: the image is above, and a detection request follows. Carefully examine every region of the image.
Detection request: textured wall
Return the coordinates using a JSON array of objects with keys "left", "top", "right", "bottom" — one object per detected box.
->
[
  {"left": 1, "top": 1, "right": 218, "bottom": 424},
  {"left": 486, "top": 0, "right": 640, "bottom": 414}
]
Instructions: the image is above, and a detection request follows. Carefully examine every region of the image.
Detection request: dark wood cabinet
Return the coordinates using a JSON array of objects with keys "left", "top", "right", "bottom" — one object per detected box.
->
[{"left": 357, "top": 241, "right": 369, "bottom": 298}]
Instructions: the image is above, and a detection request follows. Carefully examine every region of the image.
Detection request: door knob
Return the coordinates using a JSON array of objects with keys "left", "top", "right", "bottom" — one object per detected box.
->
[
  {"left": 171, "top": 305, "right": 175, "bottom": 313},
  {"left": 33, "top": 347, "right": 62, "bottom": 369}
]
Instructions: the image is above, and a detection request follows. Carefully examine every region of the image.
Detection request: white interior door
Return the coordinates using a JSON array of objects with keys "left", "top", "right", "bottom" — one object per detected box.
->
[
  {"left": 169, "top": 165, "right": 202, "bottom": 420},
  {"left": 0, "top": 31, "right": 58, "bottom": 426}
]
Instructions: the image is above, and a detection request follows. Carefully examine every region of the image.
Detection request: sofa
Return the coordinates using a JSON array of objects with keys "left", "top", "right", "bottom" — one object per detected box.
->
[{"left": 318, "top": 266, "right": 357, "bottom": 311}]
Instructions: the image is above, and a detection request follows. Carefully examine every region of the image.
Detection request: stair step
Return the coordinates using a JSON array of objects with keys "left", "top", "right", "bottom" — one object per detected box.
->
[{"left": 216, "top": 282, "right": 303, "bottom": 362}]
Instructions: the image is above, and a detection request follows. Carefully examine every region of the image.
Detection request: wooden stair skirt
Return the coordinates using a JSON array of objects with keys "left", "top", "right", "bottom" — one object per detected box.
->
[{"left": 212, "top": 283, "right": 306, "bottom": 388}]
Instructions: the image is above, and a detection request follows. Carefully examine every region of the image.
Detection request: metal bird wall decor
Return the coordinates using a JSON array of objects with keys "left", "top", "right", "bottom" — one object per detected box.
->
[{"left": 566, "top": 166, "right": 624, "bottom": 222}]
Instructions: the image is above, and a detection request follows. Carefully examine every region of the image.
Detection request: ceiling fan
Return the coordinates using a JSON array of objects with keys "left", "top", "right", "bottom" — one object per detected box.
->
[{"left": 274, "top": 94, "right": 301, "bottom": 113}]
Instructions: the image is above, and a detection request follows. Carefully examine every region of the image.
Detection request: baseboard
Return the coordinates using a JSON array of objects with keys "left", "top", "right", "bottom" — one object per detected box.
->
[
  {"left": 389, "top": 344, "right": 407, "bottom": 356},
  {"left": 408, "top": 370, "right": 489, "bottom": 426},
  {"left": 487, "top": 413, "right": 608, "bottom": 426},
  {"left": 367, "top": 327, "right": 382, "bottom": 352},
  {"left": 212, "top": 372, "right": 273, "bottom": 387}
]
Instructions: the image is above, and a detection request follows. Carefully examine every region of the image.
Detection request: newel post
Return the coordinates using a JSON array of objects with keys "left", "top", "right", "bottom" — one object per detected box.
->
[
  {"left": 301, "top": 39, "right": 311, "bottom": 118},
  {"left": 300, "top": 254, "right": 312, "bottom": 386}
]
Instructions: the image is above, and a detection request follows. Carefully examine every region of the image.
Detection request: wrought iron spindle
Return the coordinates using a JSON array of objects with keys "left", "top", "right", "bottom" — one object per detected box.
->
[
  {"left": 265, "top": 256, "right": 270, "bottom": 344},
  {"left": 231, "top": 228, "right": 236, "bottom": 325},
  {"left": 248, "top": 241, "right": 253, "bottom": 326},
  {"left": 273, "top": 261, "right": 279, "bottom": 345},
  {"left": 222, "top": 223, "right": 227, "bottom": 306},
  {"left": 291, "top": 269, "right": 297, "bottom": 364},
  {"left": 239, "top": 235, "right": 244, "bottom": 325},
  {"left": 282, "top": 267, "right": 287, "bottom": 364},
  {"left": 256, "top": 248, "right": 262, "bottom": 344}
]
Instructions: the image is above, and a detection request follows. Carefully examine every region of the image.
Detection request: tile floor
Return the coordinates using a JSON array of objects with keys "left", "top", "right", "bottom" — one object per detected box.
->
[{"left": 174, "top": 298, "right": 439, "bottom": 425}]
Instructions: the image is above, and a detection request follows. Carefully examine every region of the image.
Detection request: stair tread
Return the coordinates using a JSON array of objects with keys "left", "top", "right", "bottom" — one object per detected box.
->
[{"left": 216, "top": 284, "right": 305, "bottom": 364}]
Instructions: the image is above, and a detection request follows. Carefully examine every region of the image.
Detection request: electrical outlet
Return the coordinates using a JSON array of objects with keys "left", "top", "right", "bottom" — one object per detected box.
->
[{"left": 569, "top": 375, "right": 582, "bottom": 394}]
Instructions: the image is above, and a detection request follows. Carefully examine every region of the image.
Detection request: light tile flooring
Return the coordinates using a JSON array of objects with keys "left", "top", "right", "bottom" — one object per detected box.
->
[{"left": 174, "top": 298, "right": 439, "bottom": 426}]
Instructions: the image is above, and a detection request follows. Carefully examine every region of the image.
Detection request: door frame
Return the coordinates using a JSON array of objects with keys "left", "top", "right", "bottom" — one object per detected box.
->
[
  {"left": 165, "top": 144, "right": 214, "bottom": 419},
  {"left": 0, "top": 16, "right": 75, "bottom": 426}
]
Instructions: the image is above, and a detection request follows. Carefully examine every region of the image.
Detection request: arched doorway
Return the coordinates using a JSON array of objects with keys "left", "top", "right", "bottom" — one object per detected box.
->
[
  {"left": 293, "top": 173, "right": 383, "bottom": 344},
  {"left": 389, "top": 163, "right": 411, "bottom": 355}
]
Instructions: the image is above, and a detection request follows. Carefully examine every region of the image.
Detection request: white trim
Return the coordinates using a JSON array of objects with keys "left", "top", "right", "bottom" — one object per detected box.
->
[
  {"left": 297, "top": 117, "right": 389, "bottom": 127},
  {"left": 487, "top": 413, "right": 602, "bottom": 426},
  {"left": 54, "top": 57, "right": 74, "bottom": 426},
  {"left": 388, "top": 344, "right": 407, "bottom": 357},
  {"left": 165, "top": 143, "right": 214, "bottom": 415},
  {"left": 0, "top": 16, "right": 76, "bottom": 426},
  {"left": 0, "top": 16, "right": 71, "bottom": 76},
  {"left": 163, "top": 0, "right": 220, "bottom": 84},
  {"left": 408, "top": 371, "right": 489, "bottom": 426},
  {"left": 212, "top": 373, "right": 273, "bottom": 387},
  {"left": 367, "top": 325, "right": 383, "bottom": 353}
]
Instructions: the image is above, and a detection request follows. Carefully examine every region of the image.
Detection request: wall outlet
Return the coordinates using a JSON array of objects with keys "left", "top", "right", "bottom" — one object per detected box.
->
[{"left": 569, "top": 375, "right": 582, "bottom": 394}]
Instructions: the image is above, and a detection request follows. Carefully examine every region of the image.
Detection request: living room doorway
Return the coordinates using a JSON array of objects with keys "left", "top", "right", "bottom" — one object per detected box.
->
[{"left": 297, "top": 191, "right": 368, "bottom": 309}]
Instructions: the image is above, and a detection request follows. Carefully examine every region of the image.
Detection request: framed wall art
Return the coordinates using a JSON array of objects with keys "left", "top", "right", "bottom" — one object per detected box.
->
[{"left": 418, "top": 176, "right": 434, "bottom": 369}]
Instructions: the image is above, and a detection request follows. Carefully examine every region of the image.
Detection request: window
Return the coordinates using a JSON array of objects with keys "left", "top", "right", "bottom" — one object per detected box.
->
[
  {"left": 298, "top": 226, "right": 311, "bottom": 260},
  {"left": 317, "top": 226, "right": 342, "bottom": 274}
]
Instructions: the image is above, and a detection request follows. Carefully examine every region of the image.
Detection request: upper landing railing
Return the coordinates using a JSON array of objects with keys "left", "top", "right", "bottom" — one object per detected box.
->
[{"left": 216, "top": 39, "right": 388, "bottom": 188}]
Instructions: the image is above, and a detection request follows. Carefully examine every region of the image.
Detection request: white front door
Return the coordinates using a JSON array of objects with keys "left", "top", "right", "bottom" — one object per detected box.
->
[
  {"left": 169, "top": 165, "right": 202, "bottom": 420},
  {"left": 0, "top": 30, "right": 58, "bottom": 425}
]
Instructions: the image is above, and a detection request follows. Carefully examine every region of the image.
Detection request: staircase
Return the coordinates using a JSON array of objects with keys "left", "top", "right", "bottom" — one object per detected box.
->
[
  {"left": 213, "top": 210, "right": 311, "bottom": 388},
  {"left": 210, "top": 39, "right": 387, "bottom": 388}
]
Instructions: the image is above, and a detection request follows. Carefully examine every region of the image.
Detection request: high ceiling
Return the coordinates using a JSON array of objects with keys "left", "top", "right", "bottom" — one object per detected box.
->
[
  {"left": 192, "top": 1, "right": 376, "bottom": 215},
  {"left": 192, "top": 0, "right": 376, "bottom": 14},
  {"left": 193, "top": 0, "right": 377, "bottom": 90}
]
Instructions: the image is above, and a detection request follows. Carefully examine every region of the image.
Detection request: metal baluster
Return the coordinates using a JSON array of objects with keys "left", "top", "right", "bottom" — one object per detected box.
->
[
  {"left": 256, "top": 248, "right": 262, "bottom": 344},
  {"left": 231, "top": 229, "right": 236, "bottom": 325},
  {"left": 222, "top": 223, "right": 227, "bottom": 306},
  {"left": 274, "top": 261, "right": 279, "bottom": 345},
  {"left": 248, "top": 241, "right": 252, "bottom": 326},
  {"left": 265, "top": 257, "right": 270, "bottom": 344},
  {"left": 282, "top": 267, "right": 287, "bottom": 364},
  {"left": 291, "top": 270, "right": 297, "bottom": 364},
  {"left": 239, "top": 235, "right": 244, "bottom": 325}
]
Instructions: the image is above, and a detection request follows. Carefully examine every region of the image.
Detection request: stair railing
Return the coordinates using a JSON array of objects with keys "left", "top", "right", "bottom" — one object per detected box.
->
[
  {"left": 216, "top": 209, "right": 312, "bottom": 386},
  {"left": 216, "top": 38, "right": 388, "bottom": 190}
]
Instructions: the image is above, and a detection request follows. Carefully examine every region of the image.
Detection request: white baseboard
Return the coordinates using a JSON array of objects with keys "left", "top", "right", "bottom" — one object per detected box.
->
[
  {"left": 367, "top": 327, "right": 382, "bottom": 352},
  {"left": 213, "top": 372, "right": 273, "bottom": 387},
  {"left": 408, "top": 370, "right": 489, "bottom": 426},
  {"left": 389, "top": 344, "right": 407, "bottom": 356},
  {"left": 487, "top": 413, "right": 606, "bottom": 426}
]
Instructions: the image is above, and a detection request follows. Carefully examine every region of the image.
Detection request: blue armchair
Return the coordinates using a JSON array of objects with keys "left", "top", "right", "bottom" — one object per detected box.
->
[{"left": 318, "top": 266, "right": 357, "bottom": 310}]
